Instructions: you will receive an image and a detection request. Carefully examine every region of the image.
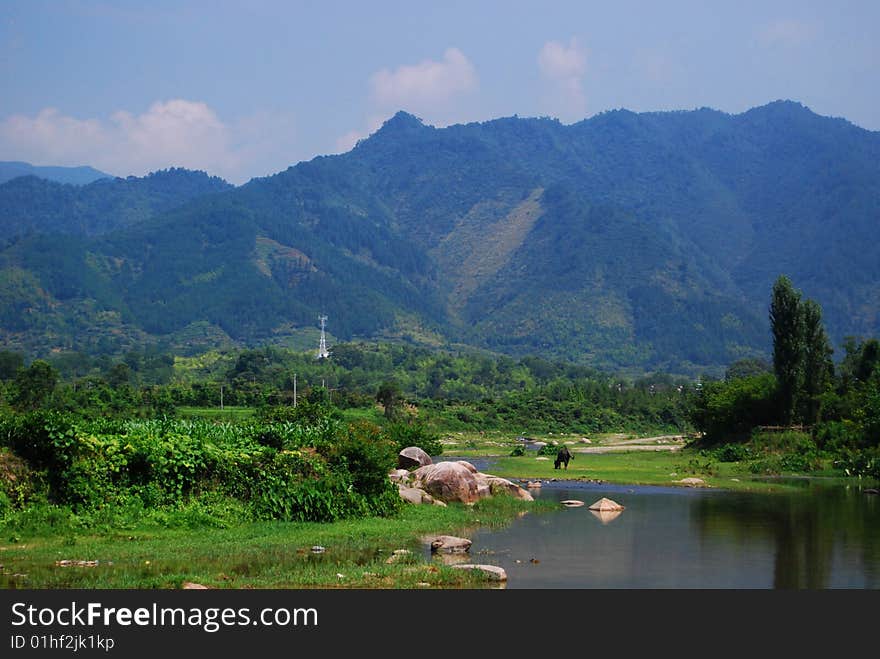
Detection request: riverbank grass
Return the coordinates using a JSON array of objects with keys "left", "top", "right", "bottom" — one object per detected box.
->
[
  {"left": 0, "top": 495, "right": 554, "bottom": 589},
  {"left": 433, "top": 431, "right": 860, "bottom": 493}
]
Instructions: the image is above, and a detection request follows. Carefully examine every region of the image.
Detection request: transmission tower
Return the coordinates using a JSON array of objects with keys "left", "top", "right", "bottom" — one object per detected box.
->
[{"left": 317, "top": 315, "right": 330, "bottom": 359}]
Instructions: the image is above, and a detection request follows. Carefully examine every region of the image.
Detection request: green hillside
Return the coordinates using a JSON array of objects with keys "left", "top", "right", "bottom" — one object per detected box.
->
[
  {"left": 1, "top": 101, "right": 878, "bottom": 372},
  {"left": 0, "top": 168, "right": 233, "bottom": 239}
]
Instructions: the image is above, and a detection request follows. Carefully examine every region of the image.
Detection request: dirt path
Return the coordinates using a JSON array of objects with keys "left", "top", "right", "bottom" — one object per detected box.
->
[{"left": 573, "top": 435, "right": 687, "bottom": 454}]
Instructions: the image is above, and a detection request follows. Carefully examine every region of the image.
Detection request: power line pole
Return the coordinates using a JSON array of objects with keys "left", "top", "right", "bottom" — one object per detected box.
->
[{"left": 293, "top": 373, "right": 297, "bottom": 408}]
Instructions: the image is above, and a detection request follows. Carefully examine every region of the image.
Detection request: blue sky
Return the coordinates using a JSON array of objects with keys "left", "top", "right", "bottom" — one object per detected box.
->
[{"left": 1, "top": 0, "right": 878, "bottom": 184}]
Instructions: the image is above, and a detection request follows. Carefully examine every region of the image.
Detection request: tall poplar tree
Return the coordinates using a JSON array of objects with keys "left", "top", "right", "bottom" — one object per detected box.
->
[
  {"left": 800, "top": 298, "right": 834, "bottom": 423},
  {"left": 770, "top": 276, "right": 804, "bottom": 424}
]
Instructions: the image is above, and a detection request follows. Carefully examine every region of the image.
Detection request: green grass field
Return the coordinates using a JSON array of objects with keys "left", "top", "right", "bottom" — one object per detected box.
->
[
  {"left": 432, "top": 431, "right": 849, "bottom": 493},
  {"left": 176, "top": 406, "right": 255, "bottom": 421},
  {"left": 0, "top": 496, "right": 552, "bottom": 589}
]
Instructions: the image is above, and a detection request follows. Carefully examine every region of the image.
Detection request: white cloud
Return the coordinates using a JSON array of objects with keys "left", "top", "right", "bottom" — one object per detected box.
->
[
  {"left": 0, "top": 100, "right": 297, "bottom": 184},
  {"left": 109, "top": 99, "right": 235, "bottom": 174},
  {"left": 538, "top": 38, "right": 587, "bottom": 121},
  {"left": 369, "top": 47, "right": 478, "bottom": 115},
  {"left": 757, "top": 19, "right": 816, "bottom": 47},
  {"left": 539, "top": 38, "right": 587, "bottom": 81},
  {"left": 335, "top": 48, "right": 479, "bottom": 155}
]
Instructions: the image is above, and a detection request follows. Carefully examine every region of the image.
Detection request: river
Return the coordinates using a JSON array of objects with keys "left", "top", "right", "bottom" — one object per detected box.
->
[{"left": 438, "top": 460, "right": 880, "bottom": 588}]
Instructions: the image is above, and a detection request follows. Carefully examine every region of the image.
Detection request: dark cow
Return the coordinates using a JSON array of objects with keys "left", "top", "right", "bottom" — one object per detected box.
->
[{"left": 554, "top": 446, "right": 573, "bottom": 470}]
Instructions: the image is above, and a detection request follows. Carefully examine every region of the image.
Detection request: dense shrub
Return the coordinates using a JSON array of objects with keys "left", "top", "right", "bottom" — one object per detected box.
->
[
  {"left": 320, "top": 421, "right": 399, "bottom": 499},
  {"left": 746, "top": 431, "right": 823, "bottom": 474},
  {"left": 832, "top": 447, "right": 880, "bottom": 480},
  {"left": 690, "top": 374, "right": 777, "bottom": 444},
  {"left": 384, "top": 420, "right": 443, "bottom": 457},
  {"left": 710, "top": 444, "right": 753, "bottom": 462},
  {"left": 0, "top": 411, "right": 401, "bottom": 521}
]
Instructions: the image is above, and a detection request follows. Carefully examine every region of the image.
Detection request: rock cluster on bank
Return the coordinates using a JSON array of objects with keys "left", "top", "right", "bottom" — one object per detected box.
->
[{"left": 393, "top": 448, "right": 533, "bottom": 505}]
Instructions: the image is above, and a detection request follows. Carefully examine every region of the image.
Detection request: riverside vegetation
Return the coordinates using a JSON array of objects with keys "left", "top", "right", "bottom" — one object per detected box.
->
[{"left": 0, "top": 277, "right": 877, "bottom": 588}]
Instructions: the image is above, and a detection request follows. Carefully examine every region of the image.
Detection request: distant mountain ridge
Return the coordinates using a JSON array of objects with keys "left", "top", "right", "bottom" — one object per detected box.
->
[
  {"left": 0, "top": 168, "right": 234, "bottom": 239},
  {"left": 0, "top": 101, "right": 878, "bottom": 373},
  {"left": 0, "top": 161, "right": 111, "bottom": 186}
]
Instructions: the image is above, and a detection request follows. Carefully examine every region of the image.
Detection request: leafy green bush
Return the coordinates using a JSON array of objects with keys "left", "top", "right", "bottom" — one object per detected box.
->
[
  {"left": 678, "top": 455, "right": 717, "bottom": 476},
  {"left": 745, "top": 431, "right": 823, "bottom": 474},
  {"left": 384, "top": 420, "right": 443, "bottom": 457},
  {"left": 833, "top": 447, "right": 880, "bottom": 480},
  {"left": 509, "top": 445, "right": 525, "bottom": 456},
  {"left": 321, "top": 421, "right": 399, "bottom": 499},
  {"left": 256, "top": 401, "right": 337, "bottom": 426},
  {"left": 0, "top": 412, "right": 400, "bottom": 521},
  {"left": 710, "top": 444, "right": 753, "bottom": 462},
  {"left": 689, "top": 374, "right": 777, "bottom": 444},
  {"left": 814, "top": 421, "right": 859, "bottom": 452},
  {"left": 0, "top": 448, "right": 39, "bottom": 508},
  {"left": 0, "top": 490, "right": 10, "bottom": 519}
]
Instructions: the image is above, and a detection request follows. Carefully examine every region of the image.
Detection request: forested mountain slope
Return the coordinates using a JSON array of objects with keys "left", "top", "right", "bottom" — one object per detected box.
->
[{"left": 1, "top": 101, "right": 877, "bottom": 372}]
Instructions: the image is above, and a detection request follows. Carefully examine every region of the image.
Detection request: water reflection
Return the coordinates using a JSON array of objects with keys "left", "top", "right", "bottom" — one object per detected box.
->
[
  {"left": 589, "top": 509, "right": 623, "bottom": 525},
  {"left": 465, "top": 481, "right": 880, "bottom": 589},
  {"left": 692, "top": 483, "right": 880, "bottom": 589}
]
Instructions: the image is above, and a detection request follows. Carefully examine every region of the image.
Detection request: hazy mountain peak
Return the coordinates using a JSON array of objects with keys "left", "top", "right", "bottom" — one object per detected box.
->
[
  {"left": 0, "top": 161, "right": 111, "bottom": 186},
  {"left": 376, "top": 111, "right": 430, "bottom": 134}
]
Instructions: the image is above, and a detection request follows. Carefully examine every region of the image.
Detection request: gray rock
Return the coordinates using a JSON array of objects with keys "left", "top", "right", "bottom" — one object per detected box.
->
[
  {"left": 450, "top": 564, "right": 508, "bottom": 581},
  {"left": 398, "top": 446, "right": 433, "bottom": 469},
  {"left": 398, "top": 486, "right": 427, "bottom": 505},
  {"left": 480, "top": 475, "right": 534, "bottom": 501},
  {"left": 430, "top": 535, "right": 472, "bottom": 554},
  {"left": 675, "top": 477, "right": 706, "bottom": 487}
]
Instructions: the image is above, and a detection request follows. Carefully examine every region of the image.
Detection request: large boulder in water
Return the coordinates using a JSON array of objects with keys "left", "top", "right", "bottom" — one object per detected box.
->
[
  {"left": 412, "top": 462, "right": 481, "bottom": 504},
  {"left": 398, "top": 446, "right": 433, "bottom": 469},
  {"left": 588, "top": 497, "right": 625, "bottom": 511}
]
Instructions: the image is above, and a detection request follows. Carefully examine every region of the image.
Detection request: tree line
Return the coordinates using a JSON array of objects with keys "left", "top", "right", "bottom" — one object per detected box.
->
[{"left": 692, "top": 275, "right": 879, "bottom": 477}]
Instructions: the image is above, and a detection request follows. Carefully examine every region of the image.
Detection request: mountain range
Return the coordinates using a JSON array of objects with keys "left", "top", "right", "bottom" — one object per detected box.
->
[
  {"left": 0, "top": 161, "right": 111, "bottom": 186},
  {"left": 1, "top": 100, "right": 878, "bottom": 374}
]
